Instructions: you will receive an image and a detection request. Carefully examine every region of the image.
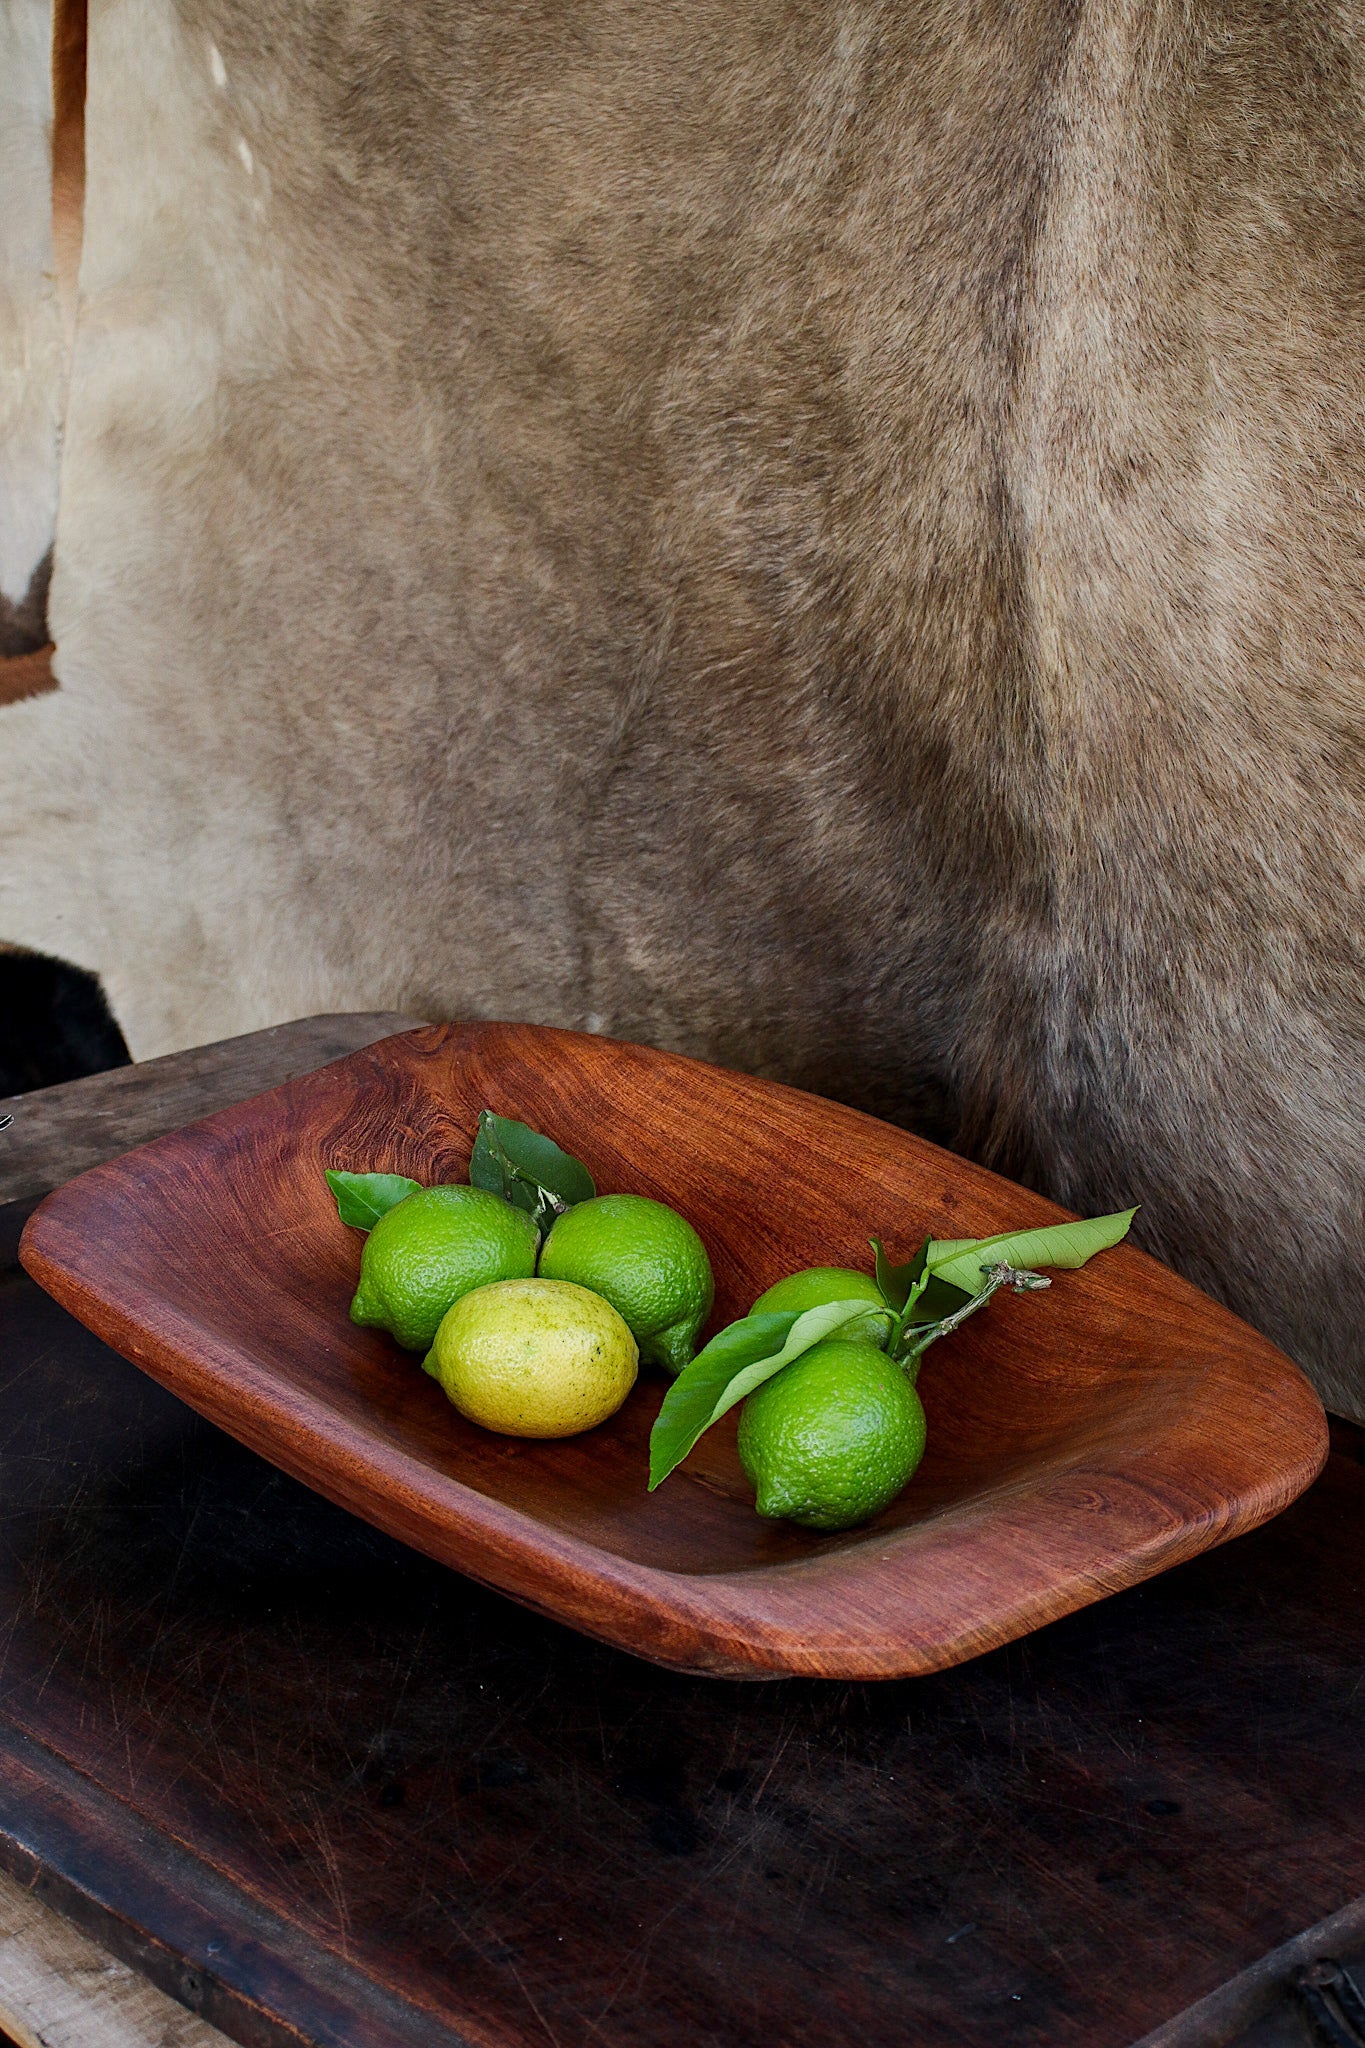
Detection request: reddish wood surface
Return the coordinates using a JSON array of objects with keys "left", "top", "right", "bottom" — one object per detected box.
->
[{"left": 20, "top": 1023, "right": 1326, "bottom": 1681}]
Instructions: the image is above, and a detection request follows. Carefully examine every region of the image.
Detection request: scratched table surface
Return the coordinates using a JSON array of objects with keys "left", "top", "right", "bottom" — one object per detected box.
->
[{"left": 0, "top": 1016, "right": 1362, "bottom": 2048}]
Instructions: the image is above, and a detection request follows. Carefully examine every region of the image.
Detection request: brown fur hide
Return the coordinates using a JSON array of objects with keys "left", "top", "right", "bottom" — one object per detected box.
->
[{"left": 1, "top": 0, "right": 1361, "bottom": 1413}]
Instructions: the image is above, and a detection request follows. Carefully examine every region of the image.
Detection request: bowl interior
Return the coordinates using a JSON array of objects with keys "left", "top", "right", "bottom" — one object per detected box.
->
[{"left": 108, "top": 1024, "right": 1252, "bottom": 1578}]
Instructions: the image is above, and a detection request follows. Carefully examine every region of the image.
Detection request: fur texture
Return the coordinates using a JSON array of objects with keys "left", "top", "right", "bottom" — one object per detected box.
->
[
  {"left": 0, "top": 945, "right": 128, "bottom": 1093},
  {"left": 1, "top": 0, "right": 1361, "bottom": 1411},
  {"left": 0, "top": 0, "right": 62, "bottom": 624}
]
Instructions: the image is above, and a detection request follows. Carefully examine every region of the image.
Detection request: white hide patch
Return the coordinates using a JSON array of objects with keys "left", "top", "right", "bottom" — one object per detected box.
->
[
  {"left": 0, "top": 0, "right": 63, "bottom": 604},
  {"left": 2, "top": 0, "right": 331, "bottom": 1052}
]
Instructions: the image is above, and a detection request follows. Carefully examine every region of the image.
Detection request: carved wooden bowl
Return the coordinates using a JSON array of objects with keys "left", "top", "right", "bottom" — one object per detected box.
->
[{"left": 19, "top": 1023, "right": 1327, "bottom": 1679}]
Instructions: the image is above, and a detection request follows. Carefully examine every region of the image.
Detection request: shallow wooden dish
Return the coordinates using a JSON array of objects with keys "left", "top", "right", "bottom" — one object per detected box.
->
[{"left": 20, "top": 1022, "right": 1327, "bottom": 1679}]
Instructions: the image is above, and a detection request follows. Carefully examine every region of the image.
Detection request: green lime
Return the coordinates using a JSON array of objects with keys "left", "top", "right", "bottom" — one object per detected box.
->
[
  {"left": 426, "top": 1278, "right": 638, "bottom": 1437},
  {"left": 350, "top": 1185, "right": 538, "bottom": 1352},
  {"left": 736, "top": 1339, "right": 926, "bottom": 1531},
  {"left": 538, "top": 1194, "right": 713, "bottom": 1376},
  {"left": 751, "top": 1266, "right": 892, "bottom": 1348}
]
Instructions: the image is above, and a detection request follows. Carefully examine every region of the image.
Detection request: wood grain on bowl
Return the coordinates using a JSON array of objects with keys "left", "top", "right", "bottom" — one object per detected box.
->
[{"left": 18, "top": 1022, "right": 1328, "bottom": 1680}]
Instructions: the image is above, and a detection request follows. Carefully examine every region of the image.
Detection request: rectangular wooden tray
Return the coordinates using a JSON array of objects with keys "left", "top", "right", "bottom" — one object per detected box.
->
[{"left": 18, "top": 1022, "right": 1327, "bottom": 1679}]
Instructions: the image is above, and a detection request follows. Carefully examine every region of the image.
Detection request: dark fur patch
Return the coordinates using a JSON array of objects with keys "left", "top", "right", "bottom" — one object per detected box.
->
[
  {"left": 0, "top": 549, "right": 52, "bottom": 659},
  {"left": 0, "top": 950, "right": 130, "bottom": 1097}
]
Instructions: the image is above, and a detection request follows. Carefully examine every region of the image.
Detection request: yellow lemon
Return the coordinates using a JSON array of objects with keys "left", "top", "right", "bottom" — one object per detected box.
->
[{"left": 425, "top": 1278, "right": 638, "bottom": 1438}]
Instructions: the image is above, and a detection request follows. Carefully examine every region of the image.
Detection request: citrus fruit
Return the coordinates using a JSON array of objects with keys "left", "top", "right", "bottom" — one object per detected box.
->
[
  {"left": 736, "top": 1339, "right": 926, "bottom": 1531},
  {"left": 425, "top": 1278, "right": 638, "bottom": 1437},
  {"left": 349, "top": 1185, "right": 538, "bottom": 1352},
  {"left": 751, "top": 1266, "right": 892, "bottom": 1348},
  {"left": 538, "top": 1194, "right": 713, "bottom": 1375}
]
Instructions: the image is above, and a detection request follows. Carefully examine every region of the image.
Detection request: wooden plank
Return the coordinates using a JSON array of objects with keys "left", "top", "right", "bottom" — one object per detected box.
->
[
  {"left": 1136, "top": 1892, "right": 1365, "bottom": 2046},
  {"left": 0, "top": 1012, "right": 419, "bottom": 1210},
  {"left": 0, "top": 1865, "right": 231, "bottom": 2048},
  {"left": 0, "top": 1726, "right": 474, "bottom": 2048}
]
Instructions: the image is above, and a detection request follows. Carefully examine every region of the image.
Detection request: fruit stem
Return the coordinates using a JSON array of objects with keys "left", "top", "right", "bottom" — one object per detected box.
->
[{"left": 896, "top": 1262, "right": 1050, "bottom": 1380}]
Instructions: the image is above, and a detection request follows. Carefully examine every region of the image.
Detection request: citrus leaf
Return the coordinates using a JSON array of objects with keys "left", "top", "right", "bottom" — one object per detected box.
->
[
  {"left": 904, "top": 1271, "right": 974, "bottom": 1325},
  {"left": 872, "top": 1237, "right": 969, "bottom": 1329},
  {"left": 325, "top": 1169, "right": 423, "bottom": 1230},
  {"left": 468, "top": 1111, "right": 595, "bottom": 1221},
  {"left": 872, "top": 1236, "right": 929, "bottom": 1314},
  {"left": 647, "top": 1311, "right": 794, "bottom": 1490},
  {"left": 926, "top": 1208, "right": 1137, "bottom": 1296},
  {"left": 647, "top": 1297, "right": 876, "bottom": 1491},
  {"left": 709, "top": 1301, "right": 877, "bottom": 1421}
]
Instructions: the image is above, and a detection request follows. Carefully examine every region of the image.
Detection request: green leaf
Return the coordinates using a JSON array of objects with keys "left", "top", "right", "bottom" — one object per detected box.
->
[
  {"left": 468, "top": 1111, "right": 595, "bottom": 1224},
  {"left": 647, "top": 1298, "right": 875, "bottom": 1491},
  {"left": 926, "top": 1208, "right": 1138, "bottom": 1296},
  {"left": 872, "top": 1237, "right": 971, "bottom": 1328},
  {"left": 903, "top": 1271, "right": 974, "bottom": 1325},
  {"left": 325, "top": 1169, "right": 423, "bottom": 1230},
  {"left": 649, "top": 1311, "right": 797, "bottom": 1486},
  {"left": 872, "top": 1236, "right": 929, "bottom": 1314}
]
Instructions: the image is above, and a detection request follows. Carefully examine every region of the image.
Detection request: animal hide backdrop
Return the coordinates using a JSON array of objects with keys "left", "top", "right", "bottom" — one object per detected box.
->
[
  {"left": 0, "top": 0, "right": 61, "bottom": 682},
  {"left": 0, "top": 0, "right": 1361, "bottom": 1417}
]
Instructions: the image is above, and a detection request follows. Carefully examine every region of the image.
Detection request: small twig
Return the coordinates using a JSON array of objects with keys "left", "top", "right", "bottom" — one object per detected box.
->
[
  {"left": 898, "top": 1262, "right": 1050, "bottom": 1378},
  {"left": 991, "top": 1263, "right": 1053, "bottom": 1294}
]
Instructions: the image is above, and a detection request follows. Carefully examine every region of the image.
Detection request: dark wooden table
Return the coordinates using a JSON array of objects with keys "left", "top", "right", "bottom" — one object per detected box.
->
[{"left": 0, "top": 1017, "right": 1362, "bottom": 2048}]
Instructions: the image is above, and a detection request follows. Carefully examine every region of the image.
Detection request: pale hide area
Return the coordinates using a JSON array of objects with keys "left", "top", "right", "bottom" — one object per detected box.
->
[
  {"left": 0, "top": 0, "right": 1361, "bottom": 1417},
  {"left": 0, "top": 0, "right": 61, "bottom": 644}
]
